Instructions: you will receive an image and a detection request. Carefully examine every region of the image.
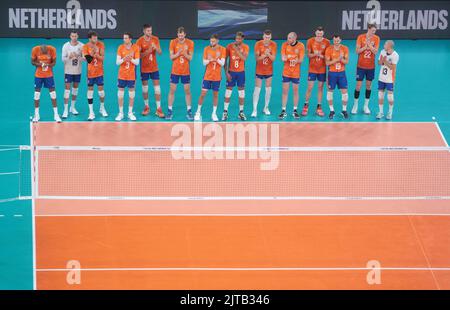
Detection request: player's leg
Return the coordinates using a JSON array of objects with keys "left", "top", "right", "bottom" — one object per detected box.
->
[
  {"left": 252, "top": 77, "right": 262, "bottom": 117},
  {"left": 263, "top": 77, "right": 272, "bottom": 115},
  {"left": 153, "top": 76, "right": 164, "bottom": 118},
  {"left": 184, "top": 83, "right": 193, "bottom": 121},
  {"left": 97, "top": 84, "right": 107, "bottom": 117},
  {"left": 238, "top": 86, "right": 246, "bottom": 121},
  {"left": 128, "top": 85, "right": 136, "bottom": 121},
  {"left": 363, "top": 74, "right": 374, "bottom": 114},
  {"left": 141, "top": 75, "right": 150, "bottom": 116},
  {"left": 195, "top": 86, "right": 208, "bottom": 121},
  {"left": 376, "top": 81, "right": 385, "bottom": 119},
  {"left": 279, "top": 80, "right": 289, "bottom": 120},
  {"left": 87, "top": 82, "right": 95, "bottom": 120},
  {"left": 316, "top": 80, "right": 325, "bottom": 117},
  {"left": 48, "top": 85, "right": 61, "bottom": 123},
  {"left": 71, "top": 81, "right": 79, "bottom": 115},
  {"left": 166, "top": 75, "right": 178, "bottom": 120},
  {"left": 339, "top": 73, "right": 349, "bottom": 119},
  {"left": 115, "top": 85, "right": 125, "bottom": 121},
  {"left": 223, "top": 86, "right": 232, "bottom": 119},
  {"left": 327, "top": 74, "right": 336, "bottom": 119},
  {"left": 292, "top": 82, "right": 300, "bottom": 119},
  {"left": 386, "top": 84, "right": 394, "bottom": 120},
  {"left": 302, "top": 79, "right": 314, "bottom": 116},
  {"left": 33, "top": 85, "right": 41, "bottom": 122},
  {"left": 212, "top": 89, "right": 219, "bottom": 122},
  {"left": 351, "top": 68, "right": 363, "bottom": 114},
  {"left": 62, "top": 78, "right": 71, "bottom": 118}
]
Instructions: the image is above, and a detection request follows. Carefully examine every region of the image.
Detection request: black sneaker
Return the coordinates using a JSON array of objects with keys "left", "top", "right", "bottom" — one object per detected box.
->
[
  {"left": 328, "top": 111, "right": 335, "bottom": 119},
  {"left": 292, "top": 109, "right": 300, "bottom": 119},
  {"left": 341, "top": 111, "right": 349, "bottom": 119},
  {"left": 278, "top": 110, "right": 287, "bottom": 120},
  {"left": 222, "top": 110, "right": 228, "bottom": 121},
  {"left": 238, "top": 111, "right": 247, "bottom": 121}
]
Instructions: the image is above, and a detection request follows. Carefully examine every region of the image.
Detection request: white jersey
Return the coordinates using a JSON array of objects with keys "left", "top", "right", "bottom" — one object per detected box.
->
[
  {"left": 378, "top": 50, "right": 399, "bottom": 84},
  {"left": 62, "top": 41, "right": 84, "bottom": 75}
]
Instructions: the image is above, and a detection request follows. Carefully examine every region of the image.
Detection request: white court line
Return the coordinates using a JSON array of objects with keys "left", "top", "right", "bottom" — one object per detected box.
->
[
  {"left": 0, "top": 171, "right": 20, "bottom": 176},
  {"left": 35, "top": 213, "right": 450, "bottom": 217},
  {"left": 30, "top": 121, "right": 37, "bottom": 291},
  {"left": 13, "top": 214, "right": 23, "bottom": 217},
  {"left": 35, "top": 145, "right": 450, "bottom": 152},
  {"left": 35, "top": 195, "right": 450, "bottom": 201},
  {"left": 36, "top": 267, "right": 450, "bottom": 272},
  {"left": 435, "top": 122, "right": 449, "bottom": 147}
]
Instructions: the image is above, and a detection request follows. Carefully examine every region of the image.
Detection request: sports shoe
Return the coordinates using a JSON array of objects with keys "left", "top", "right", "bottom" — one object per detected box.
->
[
  {"left": 376, "top": 112, "right": 384, "bottom": 120},
  {"left": 128, "top": 112, "right": 137, "bottom": 121},
  {"left": 32, "top": 113, "right": 40, "bottom": 122},
  {"left": 278, "top": 110, "right": 287, "bottom": 120},
  {"left": 363, "top": 106, "right": 371, "bottom": 115},
  {"left": 115, "top": 112, "right": 124, "bottom": 122},
  {"left": 238, "top": 111, "right": 247, "bottom": 121},
  {"left": 351, "top": 104, "right": 358, "bottom": 115},
  {"left": 386, "top": 111, "right": 392, "bottom": 120},
  {"left": 142, "top": 105, "right": 150, "bottom": 116},
  {"left": 212, "top": 113, "right": 219, "bottom": 122},
  {"left": 341, "top": 111, "right": 349, "bottom": 119},
  {"left": 70, "top": 106, "right": 79, "bottom": 115},
  {"left": 251, "top": 110, "right": 257, "bottom": 118},
  {"left": 99, "top": 106, "right": 108, "bottom": 117},
  {"left": 222, "top": 111, "right": 228, "bottom": 121},
  {"left": 155, "top": 107, "right": 165, "bottom": 118},
  {"left": 165, "top": 109, "right": 173, "bottom": 120},
  {"left": 194, "top": 112, "right": 201, "bottom": 121},
  {"left": 88, "top": 112, "right": 95, "bottom": 121},
  {"left": 316, "top": 106, "right": 325, "bottom": 117},
  {"left": 186, "top": 109, "right": 194, "bottom": 121},
  {"left": 263, "top": 107, "right": 271, "bottom": 115},
  {"left": 292, "top": 109, "right": 300, "bottom": 119},
  {"left": 301, "top": 104, "right": 309, "bottom": 116},
  {"left": 328, "top": 111, "right": 335, "bottom": 119},
  {"left": 54, "top": 114, "right": 62, "bottom": 123}
]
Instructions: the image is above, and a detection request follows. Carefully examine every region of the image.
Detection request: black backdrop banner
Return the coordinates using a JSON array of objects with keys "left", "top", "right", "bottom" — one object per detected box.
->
[{"left": 1, "top": 0, "right": 449, "bottom": 39}]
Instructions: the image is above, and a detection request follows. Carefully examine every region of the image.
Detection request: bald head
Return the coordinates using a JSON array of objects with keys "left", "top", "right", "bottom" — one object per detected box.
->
[
  {"left": 287, "top": 32, "right": 297, "bottom": 44},
  {"left": 384, "top": 40, "right": 395, "bottom": 52}
]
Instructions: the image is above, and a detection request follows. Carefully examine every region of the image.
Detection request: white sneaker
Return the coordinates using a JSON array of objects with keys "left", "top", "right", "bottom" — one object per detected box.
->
[
  {"left": 88, "top": 112, "right": 95, "bottom": 121},
  {"left": 194, "top": 112, "right": 201, "bottom": 121},
  {"left": 363, "top": 106, "right": 371, "bottom": 115},
  {"left": 128, "top": 112, "right": 137, "bottom": 121},
  {"left": 32, "top": 113, "right": 40, "bottom": 122},
  {"left": 70, "top": 107, "right": 79, "bottom": 115},
  {"left": 263, "top": 107, "right": 271, "bottom": 115},
  {"left": 386, "top": 111, "right": 392, "bottom": 120},
  {"left": 115, "top": 112, "right": 124, "bottom": 122},
  {"left": 376, "top": 112, "right": 384, "bottom": 120},
  {"left": 62, "top": 110, "right": 68, "bottom": 119},
  {"left": 251, "top": 110, "right": 257, "bottom": 118},
  {"left": 99, "top": 106, "right": 108, "bottom": 117},
  {"left": 211, "top": 113, "right": 218, "bottom": 122},
  {"left": 351, "top": 104, "right": 358, "bottom": 115},
  {"left": 54, "top": 114, "right": 62, "bottom": 123}
]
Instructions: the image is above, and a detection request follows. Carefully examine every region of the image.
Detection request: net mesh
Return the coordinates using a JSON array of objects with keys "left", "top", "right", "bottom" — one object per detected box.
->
[{"left": 35, "top": 147, "right": 450, "bottom": 199}]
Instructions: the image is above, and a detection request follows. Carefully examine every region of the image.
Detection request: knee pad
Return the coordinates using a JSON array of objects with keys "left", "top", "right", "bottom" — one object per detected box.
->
[
  {"left": 387, "top": 93, "right": 394, "bottom": 102},
  {"left": 128, "top": 90, "right": 135, "bottom": 99},
  {"left": 225, "top": 89, "right": 232, "bottom": 98},
  {"left": 365, "top": 89, "right": 371, "bottom": 99},
  {"left": 342, "top": 93, "right": 348, "bottom": 101},
  {"left": 72, "top": 87, "right": 78, "bottom": 96},
  {"left": 354, "top": 90, "right": 360, "bottom": 99},
  {"left": 238, "top": 89, "right": 245, "bottom": 98},
  {"left": 34, "top": 91, "right": 40, "bottom": 100},
  {"left": 326, "top": 91, "right": 333, "bottom": 101},
  {"left": 378, "top": 91, "right": 384, "bottom": 100},
  {"left": 87, "top": 89, "right": 94, "bottom": 99},
  {"left": 98, "top": 90, "right": 105, "bottom": 98},
  {"left": 49, "top": 91, "right": 57, "bottom": 100},
  {"left": 142, "top": 85, "right": 149, "bottom": 93},
  {"left": 117, "top": 89, "right": 124, "bottom": 99},
  {"left": 64, "top": 89, "right": 70, "bottom": 99},
  {"left": 154, "top": 85, "right": 161, "bottom": 95}
]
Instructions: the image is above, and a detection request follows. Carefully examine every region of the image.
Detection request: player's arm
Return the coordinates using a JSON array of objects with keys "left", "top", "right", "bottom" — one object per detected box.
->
[
  {"left": 325, "top": 51, "right": 336, "bottom": 66},
  {"left": 31, "top": 50, "right": 40, "bottom": 67},
  {"left": 299, "top": 45, "right": 305, "bottom": 63},
  {"left": 131, "top": 48, "right": 140, "bottom": 66},
  {"left": 233, "top": 44, "right": 248, "bottom": 61},
  {"left": 218, "top": 49, "right": 226, "bottom": 67},
  {"left": 369, "top": 39, "right": 379, "bottom": 55},
  {"left": 154, "top": 40, "right": 162, "bottom": 55},
  {"left": 48, "top": 50, "right": 57, "bottom": 67},
  {"left": 355, "top": 37, "right": 366, "bottom": 54},
  {"left": 94, "top": 45, "right": 104, "bottom": 61},
  {"left": 307, "top": 41, "right": 315, "bottom": 58},
  {"left": 341, "top": 49, "right": 349, "bottom": 64},
  {"left": 62, "top": 44, "right": 69, "bottom": 63},
  {"left": 268, "top": 43, "right": 276, "bottom": 61},
  {"left": 254, "top": 43, "right": 264, "bottom": 61},
  {"left": 182, "top": 43, "right": 193, "bottom": 61},
  {"left": 281, "top": 44, "right": 287, "bottom": 62}
]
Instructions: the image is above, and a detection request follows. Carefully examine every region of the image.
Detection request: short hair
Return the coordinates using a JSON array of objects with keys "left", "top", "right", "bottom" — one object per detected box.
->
[
  {"left": 123, "top": 32, "right": 132, "bottom": 39},
  {"left": 236, "top": 31, "right": 244, "bottom": 38},
  {"left": 210, "top": 33, "right": 219, "bottom": 40},
  {"left": 386, "top": 40, "right": 395, "bottom": 48},
  {"left": 177, "top": 27, "right": 185, "bottom": 34},
  {"left": 368, "top": 23, "right": 377, "bottom": 29},
  {"left": 70, "top": 30, "right": 78, "bottom": 35},
  {"left": 263, "top": 29, "right": 272, "bottom": 35},
  {"left": 143, "top": 24, "right": 152, "bottom": 30},
  {"left": 333, "top": 34, "right": 341, "bottom": 39},
  {"left": 316, "top": 26, "right": 324, "bottom": 32},
  {"left": 87, "top": 31, "right": 98, "bottom": 39}
]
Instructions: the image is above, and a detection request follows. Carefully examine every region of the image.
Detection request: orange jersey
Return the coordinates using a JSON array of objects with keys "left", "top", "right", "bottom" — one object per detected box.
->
[
  {"left": 117, "top": 44, "right": 140, "bottom": 81},
  {"left": 31, "top": 45, "right": 56, "bottom": 78},
  {"left": 356, "top": 34, "right": 380, "bottom": 69},
  {"left": 325, "top": 45, "right": 349, "bottom": 73},
  {"left": 281, "top": 41, "right": 305, "bottom": 79},
  {"left": 82, "top": 41, "right": 105, "bottom": 78},
  {"left": 203, "top": 45, "right": 226, "bottom": 82},
  {"left": 255, "top": 40, "right": 277, "bottom": 75},
  {"left": 169, "top": 38, "right": 194, "bottom": 75},
  {"left": 226, "top": 42, "right": 249, "bottom": 72},
  {"left": 306, "top": 37, "right": 330, "bottom": 74},
  {"left": 136, "top": 35, "right": 160, "bottom": 73}
]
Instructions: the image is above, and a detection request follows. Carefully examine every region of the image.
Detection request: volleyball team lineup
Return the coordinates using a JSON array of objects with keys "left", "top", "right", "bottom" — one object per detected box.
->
[{"left": 31, "top": 23, "right": 399, "bottom": 123}]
